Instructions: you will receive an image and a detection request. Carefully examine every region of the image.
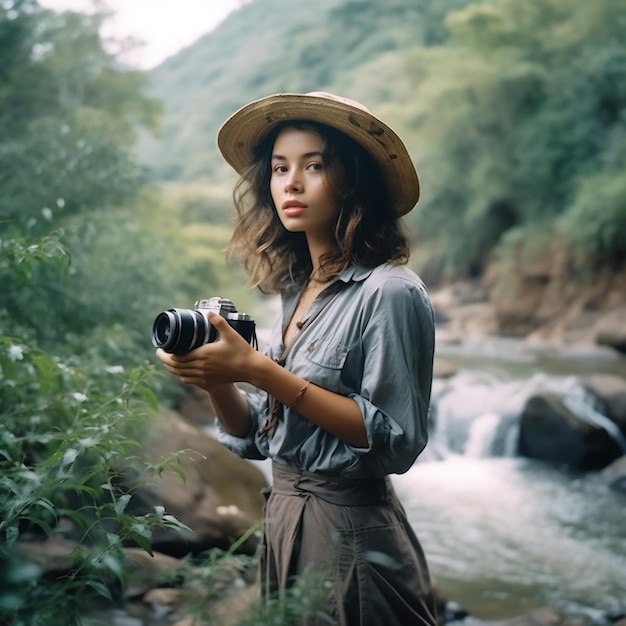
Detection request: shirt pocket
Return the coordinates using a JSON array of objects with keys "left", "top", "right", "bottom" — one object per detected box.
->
[
  {"left": 301, "top": 337, "right": 350, "bottom": 391},
  {"left": 305, "top": 337, "right": 349, "bottom": 369}
]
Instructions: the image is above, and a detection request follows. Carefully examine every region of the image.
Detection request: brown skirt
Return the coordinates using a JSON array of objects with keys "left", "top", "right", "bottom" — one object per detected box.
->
[{"left": 260, "top": 462, "right": 439, "bottom": 626}]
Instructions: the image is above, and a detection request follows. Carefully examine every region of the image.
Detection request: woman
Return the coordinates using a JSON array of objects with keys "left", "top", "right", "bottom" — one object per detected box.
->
[{"left": 157, "top": 92, "right": 438, "bottom": 626}]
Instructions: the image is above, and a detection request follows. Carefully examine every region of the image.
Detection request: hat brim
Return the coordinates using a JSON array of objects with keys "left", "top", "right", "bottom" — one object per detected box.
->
[{"left": 217, "top": 93, "right": 419, "bottom": 216}]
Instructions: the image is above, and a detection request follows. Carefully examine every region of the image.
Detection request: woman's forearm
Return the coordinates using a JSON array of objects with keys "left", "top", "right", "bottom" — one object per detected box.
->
[
  {"left": 247, "top": 353, "right": 368, "bottom": 448},
  {"left": 208, "top": 383, "right": 252, "bottom": 437}
]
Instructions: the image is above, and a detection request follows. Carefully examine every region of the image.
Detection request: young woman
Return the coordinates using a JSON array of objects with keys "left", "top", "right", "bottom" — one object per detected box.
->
[{"left": 157, "top": 92, "right": 438, "bottom": 626}]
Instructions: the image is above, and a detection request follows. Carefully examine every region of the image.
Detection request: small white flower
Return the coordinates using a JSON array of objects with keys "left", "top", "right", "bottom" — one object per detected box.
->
[
  {"left": 105, "top": 365, "right": 124, "bottom": 374},
  {"left": 41, "top": 207, "right": 52, "bottom": 221},
  {"left": 72, "top": 392, "right": 88, "bottom": 403},
  {"left": 62, "top": 448, "right": 79, "bottom": 466},
  {"left": 8, "top": 344, "right": 24, "bottom": 361},
  {"left": 56, "top": 198, "right": 65, "bottom": 208}
]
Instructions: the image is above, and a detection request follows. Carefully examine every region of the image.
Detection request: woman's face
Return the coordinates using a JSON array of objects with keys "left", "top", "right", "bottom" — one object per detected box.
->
[{"left": 269, "top": 126, "right": 342, "bottom": 243}]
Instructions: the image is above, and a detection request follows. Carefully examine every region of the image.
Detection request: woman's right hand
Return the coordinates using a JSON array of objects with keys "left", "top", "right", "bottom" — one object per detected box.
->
[{"left": 155, "top": 311, "right": 261, "bottom": 393}]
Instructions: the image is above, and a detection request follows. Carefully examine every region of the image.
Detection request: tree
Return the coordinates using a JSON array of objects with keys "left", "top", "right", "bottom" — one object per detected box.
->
[
  {"left": 402, "top": 0, "right": 626, "bottom": 277},
  {"left": 0, "top": 1, "right": 167, "bottom": 354}
]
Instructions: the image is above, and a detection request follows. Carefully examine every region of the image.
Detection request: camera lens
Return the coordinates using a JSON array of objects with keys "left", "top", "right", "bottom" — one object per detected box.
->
[
  {"left": 152, "top": 311, "right": 175, "bottom": 347},
  {"left": 151, "top": 308, "right": 209, "bottom": 354}
]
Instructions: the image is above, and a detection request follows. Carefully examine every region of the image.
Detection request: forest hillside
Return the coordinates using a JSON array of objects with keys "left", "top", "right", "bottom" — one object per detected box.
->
[{"left": 139, "top": 0, "right": 626, "bottom": 342}]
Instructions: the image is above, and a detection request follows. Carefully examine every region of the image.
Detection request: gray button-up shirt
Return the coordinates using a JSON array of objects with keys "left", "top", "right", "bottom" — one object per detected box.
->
[{"left": 217, "top": 262, "right": 435, "bottom": 478}]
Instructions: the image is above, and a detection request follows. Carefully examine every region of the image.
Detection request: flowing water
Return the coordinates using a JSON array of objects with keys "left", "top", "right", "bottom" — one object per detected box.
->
[{"left": 393, "top": 337, "right": 626, "bottom": 623}]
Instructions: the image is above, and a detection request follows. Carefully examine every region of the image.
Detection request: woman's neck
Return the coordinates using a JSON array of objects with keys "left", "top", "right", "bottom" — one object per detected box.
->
[{"left": 305, "top": 234, "right": 333, "bottom": 278}]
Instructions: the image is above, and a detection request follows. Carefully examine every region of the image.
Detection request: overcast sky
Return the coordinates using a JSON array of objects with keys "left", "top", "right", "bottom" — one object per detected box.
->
[{"left": 38, "top": 0, "right": 242, "bottom": 68}]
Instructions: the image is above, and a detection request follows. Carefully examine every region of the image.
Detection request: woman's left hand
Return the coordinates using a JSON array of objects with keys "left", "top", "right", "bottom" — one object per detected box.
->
[{"left": 155, "top": 311, "right": 258, "bottom": 392}]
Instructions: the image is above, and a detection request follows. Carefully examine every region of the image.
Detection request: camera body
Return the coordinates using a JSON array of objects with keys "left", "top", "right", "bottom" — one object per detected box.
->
[{"left": 152, "top": 297, "right": 256, "bottom": 355}]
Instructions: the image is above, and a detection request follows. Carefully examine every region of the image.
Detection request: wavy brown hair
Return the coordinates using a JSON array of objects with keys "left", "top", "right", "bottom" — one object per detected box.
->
[{"left": 226, "top": 120, "right": 410, "bottom": 293}]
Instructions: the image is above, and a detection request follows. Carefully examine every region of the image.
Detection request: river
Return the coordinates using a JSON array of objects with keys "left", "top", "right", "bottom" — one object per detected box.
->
[{"left": 393, "top": 337, "right": 626, "bottom": 623}]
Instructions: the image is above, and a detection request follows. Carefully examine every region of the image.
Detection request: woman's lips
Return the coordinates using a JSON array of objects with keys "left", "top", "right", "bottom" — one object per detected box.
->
[{"left": 282, "top": 200, "right": 307, "bottom": 216}]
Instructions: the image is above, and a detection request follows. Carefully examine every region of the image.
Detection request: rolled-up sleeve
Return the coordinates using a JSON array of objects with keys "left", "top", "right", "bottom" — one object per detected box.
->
[{"left": 347, "top": 276, "right": 435, "bottom": 475}]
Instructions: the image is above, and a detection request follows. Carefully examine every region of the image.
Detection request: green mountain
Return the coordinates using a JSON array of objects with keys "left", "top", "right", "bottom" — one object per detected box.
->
[{"left": 139, "top": 0, "right": 472, "bottom": 183}]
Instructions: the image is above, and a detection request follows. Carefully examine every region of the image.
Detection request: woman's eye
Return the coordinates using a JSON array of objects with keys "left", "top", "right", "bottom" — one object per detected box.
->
[
  {"left": 273, "top": 165, "right": 288, "bottom": 174},
  {"left": 308, "top": 162, "right": 324, "bottom": 171}
]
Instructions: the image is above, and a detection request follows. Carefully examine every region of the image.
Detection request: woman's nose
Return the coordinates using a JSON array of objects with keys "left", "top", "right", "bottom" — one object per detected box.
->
[{"left": 285, "top": 171, "right": 302, "bottom": 192}]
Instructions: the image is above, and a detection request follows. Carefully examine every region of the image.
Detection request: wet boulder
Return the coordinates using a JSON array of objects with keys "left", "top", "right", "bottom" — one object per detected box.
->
[
  {"left": 581, "top": 374, "right": 626, "bottom": 435},
  {"left": 601, "top": 456, "right": 626, "bottom": 493},
  {"left": 120, "top": 410, "right": 267, "bottom": 557},
  {"left": 517, "top": 392, "right": 623, "bottom": 470}
]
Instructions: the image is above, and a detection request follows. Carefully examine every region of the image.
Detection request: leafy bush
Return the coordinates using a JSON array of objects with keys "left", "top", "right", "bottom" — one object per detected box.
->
[
  {"left": 176, "top": 527, "right": 334, "bottom": 626},
  {"left": 0, "top": 236, "right": 191, "bottom": 625},
  {"left": 559, "top": 151, "right": 626, "bottom": 268}
]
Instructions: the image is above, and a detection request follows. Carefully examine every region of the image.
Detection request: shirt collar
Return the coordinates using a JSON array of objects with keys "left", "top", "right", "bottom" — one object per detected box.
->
[
  {"left": 282, "top": 264, "right": 374, "bottom": 298},
  {"left": 334, "top": 264, "right": 374, "bottom": 284}
]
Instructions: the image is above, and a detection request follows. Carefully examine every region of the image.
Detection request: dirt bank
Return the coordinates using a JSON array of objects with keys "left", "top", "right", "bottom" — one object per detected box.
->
[{"left": 430, "top": 262, "right": 626, "bottom": 353}]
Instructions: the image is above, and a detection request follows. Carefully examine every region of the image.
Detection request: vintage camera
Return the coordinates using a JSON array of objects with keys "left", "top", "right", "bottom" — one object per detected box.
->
[{"left": 151, "top": 297, "right": 256, "bottom": 355}]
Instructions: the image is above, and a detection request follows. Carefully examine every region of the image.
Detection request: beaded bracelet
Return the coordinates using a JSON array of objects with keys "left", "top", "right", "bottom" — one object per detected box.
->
[{"left": 290, "top": 380, "right": 310, "bottom": 409}]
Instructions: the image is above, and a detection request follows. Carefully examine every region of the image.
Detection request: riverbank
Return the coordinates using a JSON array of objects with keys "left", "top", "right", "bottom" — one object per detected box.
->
[{"left": 428, "top": 274, "right": 626, "bottom": 354}]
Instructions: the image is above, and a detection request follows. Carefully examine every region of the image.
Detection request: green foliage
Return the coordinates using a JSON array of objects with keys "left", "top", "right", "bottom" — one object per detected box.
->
[
  {"left": 237, "top": 574, "right": 334, "bottom": 626},
  {"left": 0, "top": 1, "right": 182, "bottom": 366},
  {"left": 400, "top": 0, "right": 626, "bottom": 278},
  {"left": 0, "top": 329, "right": 191, "bottom": 624},
  {"left": 0, "top": 3, "right": 200, "bottom": 623},
  {"left": 0, "top": 2, "right": 160, "bottom": 236},
  {"left": 0, "top": 2, "right": 236, "bottom": 368},
  {"left": 179, "top": 526, "right": 334, "bottom": 626},
  {"left": 559, "top": 167, "right": 626, "bottom": 268},
  {"left": 0, "top": 229, "right": 71, "bottom": 285},
  {"left": 0, "top": 227, "right": 195, "bottom": 622}
]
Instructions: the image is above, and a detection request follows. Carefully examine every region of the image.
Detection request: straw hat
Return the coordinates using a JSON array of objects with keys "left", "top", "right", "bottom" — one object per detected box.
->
[{"left": 217, "top": 91, "right": 420, "bottom": 216}]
